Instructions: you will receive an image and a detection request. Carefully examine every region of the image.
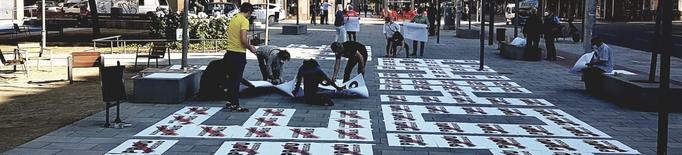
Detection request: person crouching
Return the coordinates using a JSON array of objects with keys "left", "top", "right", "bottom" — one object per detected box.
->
[
  {"left": 292, "top": 59, "right": 344, "bottom": 106},
  {"left": 255, "top": 45, "right": 291, "bottom": 84}
]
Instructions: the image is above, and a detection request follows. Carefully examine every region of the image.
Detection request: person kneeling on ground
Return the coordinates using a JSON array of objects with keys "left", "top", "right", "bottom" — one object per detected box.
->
[
  {"left": 582, "top": 37, "right": 613, "bottom": 95},
  {"left": 255, "top": 45, "right": 291, "bottom": 84},
  {"left": 292, "top": 59, "right": 344, "bottom": 106},
  {"left": 330, "top": 41, "right": 367, "bottom": 82}
]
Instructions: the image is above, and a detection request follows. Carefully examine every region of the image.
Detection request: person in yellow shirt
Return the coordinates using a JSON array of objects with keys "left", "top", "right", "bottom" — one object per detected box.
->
[{"left": 224, "top": 3, "right": 256, "bottom": 112}]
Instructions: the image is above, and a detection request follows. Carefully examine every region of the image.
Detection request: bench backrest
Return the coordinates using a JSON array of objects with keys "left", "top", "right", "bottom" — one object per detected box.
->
[
  {"left": 150, "top": 43, "right": 168, "bottom": 57},
  {"left": 17, "top": 43, "right": 42, "bottom": 53},
  {"left": 71, "top": 52, "right": 102, "bottom": 68}
]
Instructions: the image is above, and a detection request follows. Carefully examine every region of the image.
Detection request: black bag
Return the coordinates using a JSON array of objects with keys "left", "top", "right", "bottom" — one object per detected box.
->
[{"left": 197, "top": 59, "right": 228, "bottom": 100}]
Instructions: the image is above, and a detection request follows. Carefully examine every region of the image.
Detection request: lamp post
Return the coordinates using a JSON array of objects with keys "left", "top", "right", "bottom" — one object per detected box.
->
[
  {"left": 181, "top": 0, "right": 190, "bottom": 67},
  {"left": 478, "top": 0, "right": 484, "bottom": 71},
  {"left": 656, "top": 0, "right": 672, "bottom": 154}
]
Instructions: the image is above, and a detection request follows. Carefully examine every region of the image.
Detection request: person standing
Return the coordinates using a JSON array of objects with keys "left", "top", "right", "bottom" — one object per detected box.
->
[
  {"left": 330, "top": 41, "right": 368, "bottom": 82},
  {"left": 334, "top": 10, "right": 347, "bottom": 42},
  {"left": 224, "top": 3, "right": 256, "bottom": 112},
  {"left": 523, "top": 8, "right": 542, "bottom": 54},
  {"left": 384, "top": 17, "right": 401, "bottom": 57},
  {"left": 321, "top": 1, "right": 332, "bottom": 24},
  {"left": 411, "top": 7, "right": 429, "bottom": 57},
  {"left": 345, "top": 7, "right": 360, "bottom": 41},
  {"left": 310, "top": 3, "right": 318, "bottom": 25},
  {"left": 544, "top": 11, "right": 560, "bottom": 61},
  {"left": 427, "top": 1, "right": 437, "bottom": 36}
]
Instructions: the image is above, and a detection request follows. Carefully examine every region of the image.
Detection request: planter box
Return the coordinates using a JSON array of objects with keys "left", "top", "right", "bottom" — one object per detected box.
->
[
  {"left": 282, "top": 25, "right": 307, "bottom": 35},
  {"left": 133, "top": 71, "right": 203, "bottom": 103},
  {"left": 499, "top": 42, "right": 542, "bottom": 61},
  {"left": 599, "top": 74, "right": 682, "bottom": 112},
  {"left": 455, "top": 29, "right": 480, "bottom": 39}
]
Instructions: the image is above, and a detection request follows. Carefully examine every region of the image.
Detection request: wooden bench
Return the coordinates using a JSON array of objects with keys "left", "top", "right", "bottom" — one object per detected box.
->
[{"left": 68, "top": 52, "right": 102, "bottom": 84}]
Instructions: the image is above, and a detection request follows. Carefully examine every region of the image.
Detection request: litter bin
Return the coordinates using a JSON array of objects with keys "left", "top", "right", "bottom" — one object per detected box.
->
[{"left": 496, "top": 28, "right": 506, "bottom": 42}]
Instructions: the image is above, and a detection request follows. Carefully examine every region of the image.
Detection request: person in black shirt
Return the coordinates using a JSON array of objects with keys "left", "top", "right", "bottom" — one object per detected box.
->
[
  {"left": 292, "top": 59, "right": 343, "bottom": 106},
  {"left": 523, "top": 8, "right": 542, "bottom": 53},
  {"left": 330, "top": 41, "right": 368, "bottom": 82}
]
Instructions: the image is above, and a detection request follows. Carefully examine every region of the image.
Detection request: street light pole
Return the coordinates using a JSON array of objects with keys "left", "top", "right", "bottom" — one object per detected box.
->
[
  {"left": 478, "top": 0, "right": 484, "bottom": 71},
  {"left": 656, "top": 0, "right": 672, "bottom": 154},
  {"left": 487, "top": 0, "right": 493, "bottom": 45},
  {"left": 583, "top": 0, "right": 596, "bottom": 52},
  {"left": 181, "top": 0, "right": 190, "bottom": 67},
  {"left": 41, "top": 0, "right": 46, "bottom": 57}
]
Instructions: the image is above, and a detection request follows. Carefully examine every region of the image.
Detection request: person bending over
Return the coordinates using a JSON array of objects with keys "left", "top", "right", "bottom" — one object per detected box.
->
[
  {"left": 330, "top": 41, "right": 367, "bottom": 82},
  {"left": 292, "top": 59, "right": 343, "bottom": 106},
  {"left": 255, "top": 45, "right": 291, "bottom": 84}
]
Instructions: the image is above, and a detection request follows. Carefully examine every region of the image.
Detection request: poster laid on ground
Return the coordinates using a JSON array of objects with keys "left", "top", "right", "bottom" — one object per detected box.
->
[{"left": 242, "top": 75, "right": 369, "bottom": 98}]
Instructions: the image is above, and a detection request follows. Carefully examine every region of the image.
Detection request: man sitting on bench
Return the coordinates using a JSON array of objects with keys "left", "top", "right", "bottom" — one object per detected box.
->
[
  {"left": 582, "top": 37, "right": 613, "bottom": 95},
  {"left": 256, "top": 45, "right": 291, "bottom": 84},
  {"left": 292, "top": 59, "right": 343, "bottom": 106}
]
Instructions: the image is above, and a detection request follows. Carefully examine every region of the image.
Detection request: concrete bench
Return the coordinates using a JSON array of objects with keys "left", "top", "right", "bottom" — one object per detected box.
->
[
  {"left": 282, "top": 25, "right": 307, "bottom": 35},
  {"left": 499, "top": 42, "right": 542, "bottom": 61},
  {"left": 594, "top": 74, "right": 682, "bottom": 112},
  {"left": 455, "top": 29, "right": 480, "bottom": 39}
]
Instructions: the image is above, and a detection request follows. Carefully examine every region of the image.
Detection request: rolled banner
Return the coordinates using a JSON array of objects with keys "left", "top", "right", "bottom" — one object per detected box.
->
[
  {"left": 241, "top": 75, "right": 369, "bottom": 98},
  {"left": 344, "top": 17, "right": 361, "bottom": 32},
  {"left": 569, "top": 52, "right": 594, "bottom": 74},
  {"left": 403, "top": 23, "right": 428, "bottom": 42}
]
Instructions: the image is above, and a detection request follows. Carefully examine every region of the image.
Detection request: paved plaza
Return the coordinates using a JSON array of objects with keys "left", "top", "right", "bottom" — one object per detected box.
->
[{"left": 4, "top": 19, "right": 682, "bottom": 155}]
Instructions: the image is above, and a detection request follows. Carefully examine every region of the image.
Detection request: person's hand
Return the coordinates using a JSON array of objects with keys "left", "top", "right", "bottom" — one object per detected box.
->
[
  {"left": 249, "top": 46, "right": 257, "bottom": 54},
  {"left": 292, "top": 89, "right": 299, "bottom": 96},
  {"left": 335, "top": 85, "right": 345, "bottom": 91}
]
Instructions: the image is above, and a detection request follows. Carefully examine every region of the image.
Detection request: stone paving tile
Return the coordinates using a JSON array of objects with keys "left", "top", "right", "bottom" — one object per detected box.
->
[{"left": 4, "top": 21, "right": 682, "bottom": 155}]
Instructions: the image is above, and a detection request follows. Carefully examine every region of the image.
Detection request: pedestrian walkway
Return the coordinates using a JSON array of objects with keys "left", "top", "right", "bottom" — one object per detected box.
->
[{"left": 4, "top": 18, "right": 682, "bottom": 155}]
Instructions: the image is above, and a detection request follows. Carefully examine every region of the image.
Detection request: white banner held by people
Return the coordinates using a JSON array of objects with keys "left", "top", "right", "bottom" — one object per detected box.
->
[
  {"left": 403, "top": 23, "right": 428, "bottom": 42},
  {"left": 344, "top": 17, "right": 360, "bottom": 32},
  {"left": 241, "top": 75, "right": 369, "bottom": 98}
]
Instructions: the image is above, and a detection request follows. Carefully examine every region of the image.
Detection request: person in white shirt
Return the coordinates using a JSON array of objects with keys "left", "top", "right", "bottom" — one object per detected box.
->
[
  {"left": 383, "top": 17, "right": 401, "bottom": 57},
  {"left": 321, "top": 1, "right": 332, "bottom": 24}
]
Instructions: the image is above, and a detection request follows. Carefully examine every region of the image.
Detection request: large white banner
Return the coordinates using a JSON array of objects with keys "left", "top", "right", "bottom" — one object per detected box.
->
[
  {"left": 242, "top": 75, "right": 369, "bottom": 98},
  {"left": 344, "top": 17, "right": 360, "bottom": 32},
  {"left": 403, "top": 23, "right": 428, "bottom": 42}
]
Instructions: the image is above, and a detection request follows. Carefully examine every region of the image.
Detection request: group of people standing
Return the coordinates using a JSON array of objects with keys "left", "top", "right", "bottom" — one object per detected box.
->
[
  {"left": 523, "top": 8, "right": 561, "bottom": 61},
  {"left": 383, "top": 6, "right": 433, "bottom": 58},
  {"left": 209, "top": 3, "right": 368, "bottom": 111},
  {"left": 310, "top": 1, "right": 333, "bottom": 25}
]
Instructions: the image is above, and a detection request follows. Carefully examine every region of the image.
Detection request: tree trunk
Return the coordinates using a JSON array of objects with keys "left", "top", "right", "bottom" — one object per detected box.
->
[{"left": 582, "top": 0, "right": 596, "bottom": 52}]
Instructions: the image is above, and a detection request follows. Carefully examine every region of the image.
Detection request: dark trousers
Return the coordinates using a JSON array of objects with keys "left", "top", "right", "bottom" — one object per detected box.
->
[
  {"left": 311, "top": 14, "right": 317, "bottom": 24},
  {"left": 344, "top": 57, "right": 367, "bottom": 82},
  {"left": 582, "top": 67, "right": 606, "bottom": 95},
  {"left": 525, "top": 36, "right": 540, "bottom": 52},
  {"left": 412, "top": 40, "right": 425, "bottom": 56},
  {"left": 544, "top": 34, "right": 557, "bottom": 60},
  {"left": 223, "top": 51, "right": 246, "bottom": 106},
  {"left": 321, "top": 10, "right": 329, "bottom": 24},
  {"left": 256, "top": 54, "right": 270, "bottom": 80},
  {"left": 347, "top": 32, "right": 357, "bottom": 41}
]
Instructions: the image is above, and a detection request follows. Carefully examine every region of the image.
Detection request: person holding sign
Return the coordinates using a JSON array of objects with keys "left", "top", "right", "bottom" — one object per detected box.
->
[
  {"left": 345, "top": 7, "right": 360, "bottom": 41},
  {"left": 330, "top": 41, "right": 368, "bottom": 82},
  {"left": 410, "top": 7, "right": 429, "bottom": 57},
  {"left": 292, "top": 59, "right": 344, "bottom": 106}
]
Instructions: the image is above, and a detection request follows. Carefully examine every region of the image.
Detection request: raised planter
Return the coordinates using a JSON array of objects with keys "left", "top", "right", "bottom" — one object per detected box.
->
[
  {"left": 133, "top": 71, "right": 203, "bottom": 103},
  {"left": 282, "top": 24, "right": 307, "bottom": 35},
  {"left": 598, "top": 74, "right": 682, "bottom": 112},
  {"left": 455, "top": 29, "right": 480, "bottom": 39},
  {"left": 499, "top": 42, "right": 543, "bottom": 61}
]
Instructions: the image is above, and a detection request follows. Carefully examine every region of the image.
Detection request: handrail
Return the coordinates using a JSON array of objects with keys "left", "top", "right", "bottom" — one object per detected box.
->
[{"left": 92, "top": 35, "right": 230, "bottom": 54}]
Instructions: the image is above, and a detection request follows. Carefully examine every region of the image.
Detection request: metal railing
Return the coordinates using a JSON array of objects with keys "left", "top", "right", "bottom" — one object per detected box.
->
[{"left": 92, "top": 35, "right": 229, "bottom": 54}]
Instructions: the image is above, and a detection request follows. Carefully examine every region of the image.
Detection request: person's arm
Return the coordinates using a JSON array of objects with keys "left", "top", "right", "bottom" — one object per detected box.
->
[
  {"left": 270, "top": 54, "right": 282, "bottom": 81},
  {"left": 355, "top": 51, "right": 366, "bottom": 75},
  {"left": 321, "top": 70, "right": 343, "bottom": 90},
  {"left": 332, "top": 57, "right": 341, "bottom": 80},
  {"left": 241, "top": 78, "right": 255, "bottom": 88},
  {"left": 292, "top": 69, "right": 303, "bottom": 95},
  {"left": 239, "top": 20, "right": 257, "bottom": 53}
]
